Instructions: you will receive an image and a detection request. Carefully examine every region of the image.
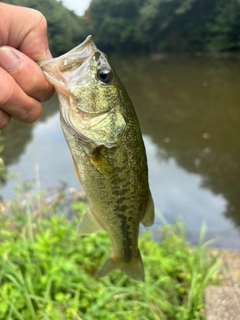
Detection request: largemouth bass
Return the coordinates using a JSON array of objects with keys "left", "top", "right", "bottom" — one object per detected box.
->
[{"left": 39, "top": 36, "right": 154, "bottom": 281}]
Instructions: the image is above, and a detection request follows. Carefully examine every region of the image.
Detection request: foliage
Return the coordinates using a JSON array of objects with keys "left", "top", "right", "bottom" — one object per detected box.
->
[
  {"left": 86, "top": 0, "right": 240, "bottom": 53},
  {"left": 207, "top": 0, "right": 240, "bottom": 51},
  {"left": 85, "top": 0, "right": 140, "bottom": 51},
  {"left": 0, "top": 187, "right": 220, "bottom": 319},
  {"left": 85, "top": 0, "right": 240, "bottom": 53},
  {"left": 135, "top": 0, "right": 211, "bottom": 52},
  {"left": 86, "top": 0, "right": 217, "bottom": 52},
  {"left": 2, "top": 0, "right": 240, "bottom": 53}
]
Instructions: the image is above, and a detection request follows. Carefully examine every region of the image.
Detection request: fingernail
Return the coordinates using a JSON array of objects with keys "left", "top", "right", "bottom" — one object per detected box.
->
[
  {"left": 0, "top": 48, "right": 20, "bottom": 72},
  {"left": 46, "top": 49, "right": 53, "bottom": 59}
]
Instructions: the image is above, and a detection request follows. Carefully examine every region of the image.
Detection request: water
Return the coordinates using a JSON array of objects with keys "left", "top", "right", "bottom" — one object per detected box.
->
[{"left": 1, "top": 54, "right": 240, "bottom": 249}]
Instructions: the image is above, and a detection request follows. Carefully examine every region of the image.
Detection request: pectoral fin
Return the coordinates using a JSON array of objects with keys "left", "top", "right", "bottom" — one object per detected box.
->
[
  {"left": 141, "top": 191, "right": 155, "bottom": 227},
  {"left": 77, "top": 208, "right": 103, "bottom": 235},
  {"left": 72, "top": 157, "right": 82, "bottom": 184},
  {"left": 89, "top": 150, "right": 114, "bottom": 180}
]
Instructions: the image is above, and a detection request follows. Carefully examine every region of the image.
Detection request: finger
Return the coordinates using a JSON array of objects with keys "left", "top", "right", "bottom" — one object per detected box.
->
[
  {"left": 1, "top": 3, "right": 51, "bottom": 61},
  {"left": 0, "top": 46, "right": 54, "bottom": 102},
  {"left": 0, "top": 109, "right": 11, "bottom": 130},
  {"left": 0, "top": 67, "right": 43, "bottom": 123}
]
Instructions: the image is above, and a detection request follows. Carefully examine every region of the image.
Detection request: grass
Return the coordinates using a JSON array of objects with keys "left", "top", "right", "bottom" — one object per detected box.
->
[{"left": 0, "top": 184, "right": 220, "bottom": 320}]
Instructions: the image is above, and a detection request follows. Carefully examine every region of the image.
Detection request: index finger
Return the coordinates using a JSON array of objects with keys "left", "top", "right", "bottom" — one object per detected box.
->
[{"left": 0, "top": 3, "right": 51, "bottom": 61}]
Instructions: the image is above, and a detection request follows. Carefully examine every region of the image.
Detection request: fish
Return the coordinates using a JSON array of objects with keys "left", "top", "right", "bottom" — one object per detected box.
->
[{"left": 38, "top": 36, "right": 154, "bottom": 281}]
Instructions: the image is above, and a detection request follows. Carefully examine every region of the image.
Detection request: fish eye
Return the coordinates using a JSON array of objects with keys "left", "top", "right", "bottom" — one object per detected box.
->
[{"left": 97, "top": 67, "right": 113, "bottom": 83}]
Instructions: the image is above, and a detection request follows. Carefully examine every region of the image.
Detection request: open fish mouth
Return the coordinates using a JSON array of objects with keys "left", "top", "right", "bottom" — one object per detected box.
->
[
  {"left": 37, "top": 35, "right": 96, "bottom": 69},
  {"left": 37, "top": 35, "right": 97, "bottom": 94}
]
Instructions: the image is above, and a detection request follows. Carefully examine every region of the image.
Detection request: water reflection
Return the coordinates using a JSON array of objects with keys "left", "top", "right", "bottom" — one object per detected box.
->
[
  {"left": 112, "top": 55, "right": 240, "bottom": 230},
  {"left": 2, "top": 95, "right": 58, "bottom": 166},
  {"left": 1, "top": 55, "right": 240, "bottom": 248}
]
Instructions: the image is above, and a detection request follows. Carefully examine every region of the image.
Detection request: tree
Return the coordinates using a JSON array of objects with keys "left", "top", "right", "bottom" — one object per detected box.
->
[
  {"left": 136, "top": 0, "right": 216, "bottom": 52},
  {"left": 2, "top": 0, "right": 240, "bottom": 54},
  {"left": 207, "top": 0, "right": 240, "bottom": 51},
  {"left": 85, "top": 0, "right": 217, "bottom": 53},
  {"left": 85, "top": 0, "right": 141, "bottom": 51}
]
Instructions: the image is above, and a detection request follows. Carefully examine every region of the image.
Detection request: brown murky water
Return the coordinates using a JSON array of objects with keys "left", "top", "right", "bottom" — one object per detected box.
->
[{"left": 1, "top": 54, "right": 240, "bottom": 248}]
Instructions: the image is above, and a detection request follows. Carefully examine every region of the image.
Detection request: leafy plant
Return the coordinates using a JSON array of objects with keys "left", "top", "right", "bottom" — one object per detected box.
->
[{"left": 0, "top": 188, "right": 220, "bottom": 319}]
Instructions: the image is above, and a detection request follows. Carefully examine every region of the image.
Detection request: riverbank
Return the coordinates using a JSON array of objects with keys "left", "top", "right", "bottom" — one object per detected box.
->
[
  {"left": 205, "top": 249, "right": 240, "bottom": 319},
  {"left": 0, "top": 181, "right": 237, "bottom": 319},
  {"left": 0, "top": 189, "right": 220, "bottom": 319}
]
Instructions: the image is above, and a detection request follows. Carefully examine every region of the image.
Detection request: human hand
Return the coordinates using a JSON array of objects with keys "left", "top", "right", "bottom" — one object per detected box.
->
[{"left": 0, "top": 3, "right": 54, "bottom": 129}]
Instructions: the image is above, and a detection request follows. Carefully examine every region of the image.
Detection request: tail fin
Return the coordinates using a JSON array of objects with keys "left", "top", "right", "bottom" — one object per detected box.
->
[{"left": 96, "top": 251, "right": 144, "bottom": 282}]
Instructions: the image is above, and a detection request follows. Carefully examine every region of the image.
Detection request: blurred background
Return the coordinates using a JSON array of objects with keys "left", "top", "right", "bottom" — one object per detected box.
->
[{"left": 1, "top": 0, "right": 240, "bottom": 248}]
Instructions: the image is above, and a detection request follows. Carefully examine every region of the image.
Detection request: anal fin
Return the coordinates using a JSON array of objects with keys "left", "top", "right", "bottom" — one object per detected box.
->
[
  {"left": 141, "top": 191, "right": 155, "bottom": 227},
  {"left": 77, "top": 209, "right": 103, "bottom": 235}
]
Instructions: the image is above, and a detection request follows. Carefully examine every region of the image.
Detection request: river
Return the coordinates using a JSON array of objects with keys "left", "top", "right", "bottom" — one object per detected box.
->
[{"left": 1, "top": 53, "right": 240, "bottom": 249}]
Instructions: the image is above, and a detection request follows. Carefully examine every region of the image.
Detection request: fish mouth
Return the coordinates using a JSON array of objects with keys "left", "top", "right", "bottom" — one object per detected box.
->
[
  {"left": 37, "top": 35, "right": 97, "bottom": 92},
  {"left": 37, "top": 35, "right": 96, "bottom": 68}
]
